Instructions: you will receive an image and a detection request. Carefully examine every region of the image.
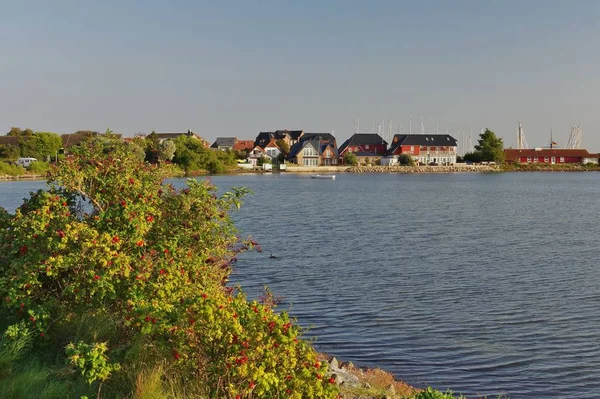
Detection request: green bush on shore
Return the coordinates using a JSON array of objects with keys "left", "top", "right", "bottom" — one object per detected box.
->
[
  {"left": 0, "top": 161, "right": 25, "bottom": 176},
  {"left": 0, "top": 136, "right": 338, "bottom": 398}
]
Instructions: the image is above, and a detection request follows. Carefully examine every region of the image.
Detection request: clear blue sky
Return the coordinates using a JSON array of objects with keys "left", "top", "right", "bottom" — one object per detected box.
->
[{"left": 2, "top": 0, "right": 599, "bottom": 150}]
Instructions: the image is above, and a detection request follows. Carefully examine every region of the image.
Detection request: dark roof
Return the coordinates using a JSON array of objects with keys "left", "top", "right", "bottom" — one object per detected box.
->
[
  {"left": 0, "top": 136, "right": 26, "bottom": 146},
  {"left": 275, "top": 129, "right": 303, "bottom": 140},
  {"left": 210, "top": 137, "right": 237, "bottom": 148},
  {"left": 300, "top": 133, "right": 337, "bottom": 146},
  {"left": 338, "top": 133, "right": 387, "bottom": 154},
  {"left": 388, "top": 134, "right": 458, "bottom": 153},
  {"left": 504, "top": 148, "right": 599, "bottom": 162},
  {"left": 288, "top": 138, "right": 339, "bottom": 158}
]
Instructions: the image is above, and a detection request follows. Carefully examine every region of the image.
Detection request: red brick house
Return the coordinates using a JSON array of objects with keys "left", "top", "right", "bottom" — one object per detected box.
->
[
  {"left": 387, "top": 134, "right": 458, "bottom": 164},
  {"left": 338, "top": 133, "right": 388, "bottom": 163},
  {"left": 504, "top": 149, "right": 599, "bottom": 165}
]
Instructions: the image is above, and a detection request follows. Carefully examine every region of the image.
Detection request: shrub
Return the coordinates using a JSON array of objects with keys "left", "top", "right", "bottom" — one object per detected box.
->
[
  {"left": 27, "top": 161, "right": 50, "bottom": 175},
  {"left": 0, "top": 161, "right": 25, "bottom": 176},
  {"left": 398, "top": 154, "right": 415, "bottom": 166},
  {"left": 344, "top": 152, "right": 358, "bottom": 166},
  {"left": 0, "top": 137, "right": 338, "bottom": 398}
]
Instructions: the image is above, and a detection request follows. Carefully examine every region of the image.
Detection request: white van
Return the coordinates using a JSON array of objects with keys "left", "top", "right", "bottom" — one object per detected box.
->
[{"left": 17, "top": 157, "right": 38, "bottom": 168}]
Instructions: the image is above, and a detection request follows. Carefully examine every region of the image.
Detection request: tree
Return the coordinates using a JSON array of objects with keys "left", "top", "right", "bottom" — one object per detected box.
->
[
  {"left": 474, "top": 128, "right": 504, "bottom": 163},
  {"left": 463, "top": 151, "right": 483, "bottom": 163},
  {"left": 343, "top": 152, "right": 358, "bottom": 166},
  {"left": 20, "top": 132, "right": 62, "bottom": 160},
  {"left": 6, "top": 127, "right": 22, "bottom": 136},
  {"left": 159, "top": 139, "right": 176, "bottom": 161},
  {"left": 398, "top": 153, "right": 415, "bottom": 166},
  {"left": 0, "top": 137, "right": 338, "bottom": 398},
  {"left": 275, "top": 139, "right": 290, "bottom": 155},
  {"left": 144, "top": 132, "right": 161, "bottom": 163}
]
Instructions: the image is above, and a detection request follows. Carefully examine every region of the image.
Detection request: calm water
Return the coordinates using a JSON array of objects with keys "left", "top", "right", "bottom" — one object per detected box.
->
[{"left": 2, "top": 173, "right": 600, "bottom": 398}]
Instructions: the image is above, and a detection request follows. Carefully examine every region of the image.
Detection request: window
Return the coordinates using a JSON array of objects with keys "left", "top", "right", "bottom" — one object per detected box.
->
[
  {"left": 365, "top": 144, "right": 370, "bottom": 150},
  {"left": 527, "top": 157, "right": 531, "bottom": 163},
  {"left": 425, "top": 138, "right": 429, "bottom": 141},
  {"left": 303, "top": 146, "right": 317, "bottom": 156},
  {"left": 544, "top": 157, "right": 549, "bottom": 163},
  {"left": 533, "top": 157, "right": 538, "bottom": 163},
  {"left": 303, "top": 158, "right": 318, "bottom": 166},
  {"left": 431, "top": 147, "right": 437, "bottom": 151},
  {"left": 410, "top": 146, "right": 414, "bottom": 151},
  {"left": 560, "top": 157, "right": 565, "bottom": 163}
]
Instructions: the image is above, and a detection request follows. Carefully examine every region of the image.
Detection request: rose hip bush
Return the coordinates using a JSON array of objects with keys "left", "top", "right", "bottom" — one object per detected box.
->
[{"left": 0, "top": 137, "right": 338, "bottom": 398}]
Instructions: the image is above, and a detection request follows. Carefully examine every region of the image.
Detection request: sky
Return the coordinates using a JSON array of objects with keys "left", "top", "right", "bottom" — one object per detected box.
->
[{"left": 1, "top": 0, "right": 600, "bottom": 150}]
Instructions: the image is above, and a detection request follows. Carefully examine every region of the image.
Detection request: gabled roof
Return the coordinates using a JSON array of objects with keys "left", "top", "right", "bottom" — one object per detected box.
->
[
  {"left": 338, "top": 133, "right": 387, "bottom": 154},
  {"left": 504, "top": 148, "right": 599, "bottom": 162},
  {"left": 288, "top": 138, "right": 338, "bottom": 158},
  {"left": 263, "top": 138, "right": 281, "bottom": 149},
  {"left": 388, "top": 134, "right": 458, "bottom": 153},
  {"left": 254, "top": 129, "right": 304, "bottom": 148},
  {"left": 210, "top": 137, "right": 237, "bottom": 148},
  {"left": 300, "top": 133, "right": 337, "bottom": 146},
  {"left": 232, "top": 140, "right": 254, "bottom": 152}
]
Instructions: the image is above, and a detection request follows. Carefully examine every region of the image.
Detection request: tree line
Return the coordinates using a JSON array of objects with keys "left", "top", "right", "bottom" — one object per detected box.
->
[{"left": 1, "top": 128, "right": 240, "bottom": 174}]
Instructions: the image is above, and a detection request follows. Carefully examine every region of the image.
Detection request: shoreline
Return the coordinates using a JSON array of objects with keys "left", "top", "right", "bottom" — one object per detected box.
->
[{"left": 2, "top": 164, "right": 600, "bottom": 182}]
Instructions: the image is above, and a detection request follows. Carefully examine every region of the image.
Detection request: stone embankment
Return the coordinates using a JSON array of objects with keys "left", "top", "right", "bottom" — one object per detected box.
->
[
  {"left": 0, "top": 174, "right": 45, "bottom": 181},
  {"left": 346, "top": 165, "right": 499, "bottom": 173}
]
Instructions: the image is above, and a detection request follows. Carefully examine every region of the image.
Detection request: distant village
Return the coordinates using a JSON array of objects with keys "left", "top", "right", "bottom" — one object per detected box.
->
[
  {"left": 207, "top": 129, "right": 600, "bottom": 169},
  {"left": 2, "top": 128, "right": 599, "bottom": 174}
]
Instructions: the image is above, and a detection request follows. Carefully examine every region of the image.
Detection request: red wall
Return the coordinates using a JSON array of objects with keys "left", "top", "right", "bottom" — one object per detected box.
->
[{"left": 519, "top": 156, "right": 582, "bottom": 164}]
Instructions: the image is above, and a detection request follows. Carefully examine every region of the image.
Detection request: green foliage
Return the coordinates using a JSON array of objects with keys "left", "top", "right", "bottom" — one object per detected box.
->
[
  {"left": 171, "top": 135, "right": 233, "bottom": 174},
  {"left": 463, "top": 151, "right": 483, "bottom": 163},
  {"left": 0, "top": 145, "right": 20, "bottom": 161},
  {"left": 66, "top": 341, "right": 121, "bottom": 384},
  {"left": 27, "top": 161, "right": 50, "bottom": 175},
  {"left": 7, "top": 127, "right": 33, "bottom": 137},
  {"left": 344, "top": 152, "right": 358, "bottom": 166},
  {"left": 276, "top": 139, "right": 290, "bottom": 155},
  {"left": 20, "top": 132, "right": 63, "bottom": 160},
  {"left": 398, "top": 153, "right": 415, "bottom": 166},
  {"left": 0, "top": 161, "right": 25, "bottom": 176},
  {"left": 159, "top": 140, "right": 176, "bottom": 162},
  {"left": 472, "top": 129, "right": 504, "bottom": 163},
  {"left": 0, "top": 137, "right": 338, "bottom": 398},
  {"left": 405, "top": 387, "right": 467, "bottom": 399}
]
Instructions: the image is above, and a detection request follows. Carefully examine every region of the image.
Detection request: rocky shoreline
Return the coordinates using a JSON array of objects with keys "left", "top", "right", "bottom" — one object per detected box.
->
[
  {"left": 320, "top": 354, "right": 419, "bottom": 399},
  {"left": 346, "top": 165, "right": 499, "bottom": 173}
]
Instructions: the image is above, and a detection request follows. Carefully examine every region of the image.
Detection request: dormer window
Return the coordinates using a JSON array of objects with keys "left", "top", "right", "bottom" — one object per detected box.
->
[{"left": 425, "top": 138, "right": 429, "bottom": 141}]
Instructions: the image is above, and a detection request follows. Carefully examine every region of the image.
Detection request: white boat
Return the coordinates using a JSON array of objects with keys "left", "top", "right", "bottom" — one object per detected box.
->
[{"left": 311, "top": 174, "right": 336, "bottom": 180}]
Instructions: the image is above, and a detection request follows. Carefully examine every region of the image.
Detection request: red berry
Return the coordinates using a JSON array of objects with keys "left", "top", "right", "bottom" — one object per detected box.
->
[
  {"left": 145, "top": 316, "right": 151, "bottom": 322},
  {"left": 94, "top": 275, "right": 101, "bottom": 280},
  {"left": 249, "top": 381, "right": 256, "bottom": 389},
  {"left": 329, "top": 377, "right": 336, "bottom": 384},
  {"left": 146, "top": 215, "right": 154, "bottom": 222},
  {"left": 136, "top": 240, "right": 144, "bottom": 247},
  {"left": 112, "top": 236, "right": 120, "bottom": 243}
]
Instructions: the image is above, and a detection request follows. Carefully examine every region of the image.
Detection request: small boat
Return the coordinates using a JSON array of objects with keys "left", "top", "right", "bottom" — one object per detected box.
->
[{"left": 311, "top": 174, "right": 336, "bottom": 180}]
